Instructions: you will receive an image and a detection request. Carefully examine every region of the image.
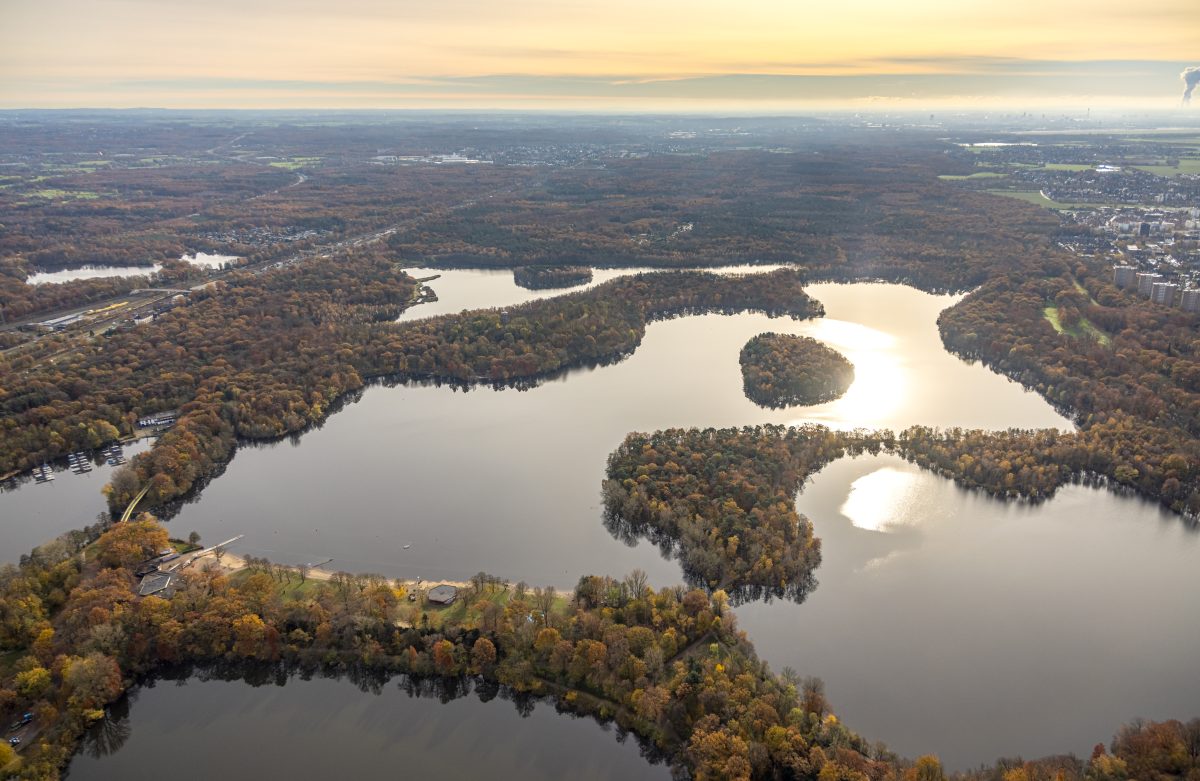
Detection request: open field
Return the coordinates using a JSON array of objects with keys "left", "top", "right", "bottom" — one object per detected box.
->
[
  {"left": 27, "top": 189, "right": 103, "bottom": 200},
  {"left": 1129, "top": 158, "right": 1200, "bottom": 177},
  {"left": 985, "top": 189, "right": 1070, "bottom": 209},
  {"left": 1043, "top": 305, "right": 1112, "bottom": 345},
  {"left": 984, "top": 189, "right": 1139, "bottom": 211}
]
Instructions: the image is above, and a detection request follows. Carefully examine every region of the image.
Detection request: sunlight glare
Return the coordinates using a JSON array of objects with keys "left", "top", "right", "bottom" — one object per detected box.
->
[
  {"left": 840, "top": 467, "right": 926, "bottom": 533},
  {"left": 792, "top": 318, "right": 907, "bottom": 428}
]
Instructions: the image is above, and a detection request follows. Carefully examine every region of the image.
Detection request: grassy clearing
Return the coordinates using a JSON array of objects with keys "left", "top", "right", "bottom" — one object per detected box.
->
[
  {"left": 984, "top": 189, "right": 1135, "bottom": 210},
  {"left": 1043, "top": 163, "right": 1094, "bottom": 172},
  {"left": 28, "top": 189, "right": 102, "bottom": 200},
  {"left": 1130, "top": 158, "right": 1200, "bottom": 177},
  {"left": 226, "top": 568, "right": 331, "bottom": 601},
  {"left": 1125, "top": 136, "right": 1200, "bottom": 146},
  {"left": 417, "top": 586, "right": 573, "bottom": 631},
  {"left": 986, "top": 189, "right": 1069, "bottom": 209},
  {"left": 1071, "top": 278, "right": 1100, "bottom": 306},
  {"left": 1043, "top": 305, "right": 1112, "bottom": 345}
]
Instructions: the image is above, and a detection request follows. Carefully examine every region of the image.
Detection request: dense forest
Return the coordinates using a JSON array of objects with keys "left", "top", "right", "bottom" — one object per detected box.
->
[
  {"left": 604, "top": 425, "right": 846, "bottom": 600},
  {"left": 0, "top": 262, "right": 819, "bottom": 512},
  {"left": 0, "top": 249, "right": 418, "bottom": 502},
  {"left": 387, "top": 150, "right": 1063, "bottom": 294},
  {"left": 2, "top": 518, "right": 1196, "bottom": 780},
  {"left": 512, "top": 264, "right": 593, "bottom": 290},
  {"left": 937, "top": 264, "right": 1200, "bottom": 515},
  {"left": 739, "top": 334, "right": 854, "bottom": 408}
]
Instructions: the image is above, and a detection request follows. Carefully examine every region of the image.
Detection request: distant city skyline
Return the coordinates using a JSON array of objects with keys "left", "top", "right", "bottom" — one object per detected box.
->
[{"left": 1, "top": 0, "right": 1197, "bottom": 110}]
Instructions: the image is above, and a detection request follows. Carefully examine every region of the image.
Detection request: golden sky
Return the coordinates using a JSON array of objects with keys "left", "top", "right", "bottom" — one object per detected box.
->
[{"left": 2, "top": 0, "right": 1197, "bottom": 109}]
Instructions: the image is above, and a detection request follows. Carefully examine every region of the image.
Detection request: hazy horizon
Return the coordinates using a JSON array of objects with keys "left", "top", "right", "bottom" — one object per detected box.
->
[{"left": 2, "top": 0, "right": 1198, "bottom": 111}]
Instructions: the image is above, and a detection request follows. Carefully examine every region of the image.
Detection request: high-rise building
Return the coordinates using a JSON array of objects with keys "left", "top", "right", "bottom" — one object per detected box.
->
[
  {"left": 1151, "top": 281, "right": 1179, "bottom": 306},
  {"left": 1181, "top": 288, "right": 1200, "bottom": 313},
  {"left": 1112, "top": 265, "right": 1137, "bottom": 289},
  {"left": 1137, "top": 272, "right": 1163, "bottom": 296}
]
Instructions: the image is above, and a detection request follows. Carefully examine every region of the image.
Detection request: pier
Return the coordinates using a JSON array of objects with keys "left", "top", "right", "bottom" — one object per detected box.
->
[{"left": 66, "top": 452, "right": 92, "bottom": 474}]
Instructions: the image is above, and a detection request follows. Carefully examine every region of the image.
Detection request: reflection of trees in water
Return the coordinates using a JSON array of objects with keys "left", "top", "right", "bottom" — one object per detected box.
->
[
  {"left": 81, "top": 662, "right": 669, "bottom": 769},
  {"left": 80, "top": 696, "right": 132, "bottom": 759},
  {"left": 602, "top": 496, "right": 818, "bottom": 606}
]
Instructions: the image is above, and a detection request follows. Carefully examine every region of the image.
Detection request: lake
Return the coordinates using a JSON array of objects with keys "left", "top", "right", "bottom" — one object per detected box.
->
[
  {"left": 66, "top": 675, "right": 669, "bottom": 781},
  {"left": 4, "top": 267, "right": 1193, "bottom": 770},
  {"left": 25, "top": 265, "right": 160, "bottom": 285},
  {"left": 156, "top": 279, "right": 1071, "bottom": 589},
  {"left": 395, "top": 264, "right": 782, "bottom": 322},
  {"left": 0, "top": 438, "right": 153, "bottom": 562},
  {"left": 737, "top": 453, "right": 1200, "bottom": 768}
]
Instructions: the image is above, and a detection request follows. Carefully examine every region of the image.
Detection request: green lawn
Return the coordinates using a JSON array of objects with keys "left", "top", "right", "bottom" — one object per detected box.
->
[
  {"left": 986, "top": 189, "right": 1069, "bottom": 209},
  {"left": 1042, "top": 163, "right": 1094, "bottom": 172},
  {"left": 418, "top": 586, "right": 572, "bottom": 631},
  {"left": 226, "top": 568, "right": 327, "bottom": 600},
  {"left": 985, "top": 189, "right": 1135, "bottom": 211},
  {"left": 1043, "top": 305, "right": 1112, "bottom": 345},
  {"left": 1070, "top": 277, "right": 1102, "bottom": 305},
  {"left": 1125, "top": 136, "right": 1200, "bottom": 146},
  {"left": 1130, "top": 158, "right": 1200, "bottom": 177},
  {"left": 28, "top": 189, "right": 102, "bottom": 200}
]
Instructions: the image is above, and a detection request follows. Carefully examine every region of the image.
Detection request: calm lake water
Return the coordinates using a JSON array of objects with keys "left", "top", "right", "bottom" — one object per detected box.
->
[
  {"left": 160, "top": 279, "right": 1071, "bottom": 588},
  {"left": 25, "top": 265, "right": 160, "bottom": 285},
  {"left": 4, "top": 268, "right": 1193, "bottom": 771},
  {"left": 737, "top": 454, "right": 1200, "bottom": 768},
  {"left": 396, "top": 264, "right": 781, "bottom": 322},
  {"left": 66, "top": 675, "right": 669, "bottom": 781},
  {"left": 0, "top": 438, "right": 153, "bottom": 561}
]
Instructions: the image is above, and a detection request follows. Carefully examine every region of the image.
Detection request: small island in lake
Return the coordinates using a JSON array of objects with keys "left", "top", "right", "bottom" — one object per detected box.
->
[
  {"left": 739, "top": 333, "right": 855, "bottom": 408},
  {"left": 512, "top": 265, "right": 593, "bottom": 290}
]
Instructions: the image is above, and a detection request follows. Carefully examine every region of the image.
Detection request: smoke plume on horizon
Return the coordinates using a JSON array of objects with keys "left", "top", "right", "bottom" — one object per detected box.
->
[{"left": 1182, "top": 66, "right": 1200, "bottom": 104}]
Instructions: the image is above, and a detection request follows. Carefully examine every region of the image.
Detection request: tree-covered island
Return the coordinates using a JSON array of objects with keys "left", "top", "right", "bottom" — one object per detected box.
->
[{"left": 739, "top": 334, "right": 855, "bottom": 408}]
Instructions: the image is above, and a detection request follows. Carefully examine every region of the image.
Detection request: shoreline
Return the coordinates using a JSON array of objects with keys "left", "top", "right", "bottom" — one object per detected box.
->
[{"left": 211, "top": 550, "right": 509, "bottom": 592}]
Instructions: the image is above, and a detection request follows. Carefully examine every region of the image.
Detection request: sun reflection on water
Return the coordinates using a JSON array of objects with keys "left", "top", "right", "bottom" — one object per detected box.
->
[
  {"left": 788, "top": 318, "right": 907, "bottom": 429},
  {"left": 840, "top": 466, "right": 926, "bottom": 532}
]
